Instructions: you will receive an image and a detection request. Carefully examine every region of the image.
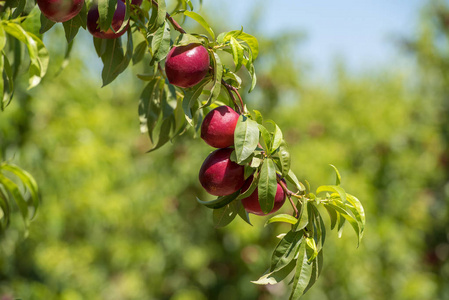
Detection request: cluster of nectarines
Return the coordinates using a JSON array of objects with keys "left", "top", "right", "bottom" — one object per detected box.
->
[{"left": 164, "top": 43, "right": 286, "bottom": 216}]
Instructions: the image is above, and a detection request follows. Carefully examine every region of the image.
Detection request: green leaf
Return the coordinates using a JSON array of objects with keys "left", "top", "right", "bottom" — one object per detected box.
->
[
  {"left": 62, "top": 2, "right": 87, "bottom": 43},
  {"left": 151, "top": 21, "right": 171, "bottom": 64},
  {"left": 266, "top": 120, "right": 283, "bottom": 152},
  {"left": 182, "top": 78, "right": 210, "bottom": 126},
  {"left": 258, "top": 158, "right": 277, "bottom": 214},
  {"left": 0, "top": 174, "right": 29, "bottom": 228},
  {"left": 252, "top": 110, "right": 263, "bottom": 124},
  {"left": 244, "top": 58, "right": 257, "bottom": 92},
  {"left": 1, "top": 164, "right": 39, "bottom": 220},
  {"left": 223, "top": 70, "right": 242, "bottom": 88},
  {"left": 303, "top": 250, "right": 323, "bottom": 295},
  {"left": 3, "top": 23, "right": 49, "bottom": 89},
  {"left": 234, "top": 115, "right": 259, "bottom": 163},
  {"left": 269, "top": 230, "right": 303, "bottom": 273},
  {"left": 155, "top": 0, "right": 167, "bottom": 28},
  {"left": 175, "top": 33, "right": 202, "bottom": 46},
  {"left": 316, "top": 185, "right": 346, "bottom": 203},
  {"left": 286, "top": 169, "right": 306, "bottom": 193},
  {"left": 39, "top": 14, "right": 55, "bottom": 35},
  {"left": 213, "top": 200, "right": 240, "bottom": 228},
  {"left": 196, "top": 190, "right": 240, "bottom": 209},
  {"left": 98, "top": 0, "right": 116, "bottom": 32},
  {"left": 138, "top": 78, "right": 161, "bottom": 135},
  {"left": 224, "top": 30, "right": 259, "bottom": 60},
  {"left": 252, "top": 259, "right": 296, "bottom": 285},
  {"left": 100, "top": 30, "right": 133, "bottom": 86},
  {"left": 237, "top": 203, "right": 252, "bottom": 226},
  {"left": 337, "top": 213, "right": 346, "bottom": 238},
  {"left": 0, "top": 186, "right": 11, "bottom": 229},
  {"left": 324, "top": 204, "right": 338, "bottom": 230},
  {"left": 202, "top": 51, "right": 222, "bottom": 108},
  {"left": 235, "top": 173, "right": 258, "bottom": 201},
  {"left": 258, "top": 124, "right": 271, "bottom": 153},
  {"left": 277, "top": 140, "right": 291, "bottom": 177},
  {"left": 229, "top": 36, "right": 244, "bottom": 71},
  {"left": 325, "top": 202, "right": 361, "bottom": 245},
  {"left": 147, "top": 116, "right": 174, "bottom": 152},
  {"left": 295, "top": 200, "right": 308, "bottom": 232},
  {"left": 0, "top": 26, "right": 5, "bottom": 52},
  {"left": 289, "top": 242, "right": 313, "bottom": 300},
  {"left": 11, "top": 0, "right": 26, "bottom": 18},
  {"left": 117, "top": 0, "right": 131, "bottom": 33},
  {"left": 305, "top": 237, "right": 318, "bottom": 262},
  {"left": 265, "top": 214, "right": 298, "bottom": 226},
  {"left": 183, "top": 11, "right": 215, "bottom": 40},
  {"left": 329, "top": 164, "right": 341, "bottom": 186},
  {"left": 100, "top": 38, "right": 124, "bottom": 86},
  {"left": 132, "top": 41, "right": 147, "bottom": 65},
  {"left": 173, "top": 89, "right": 186, "bottom": 135},
  {"left": 1, "top": 53, "right": 14, "bottom": 110},
  {"left": 346, "top": 194, "right": 365, "bottom": 238}
]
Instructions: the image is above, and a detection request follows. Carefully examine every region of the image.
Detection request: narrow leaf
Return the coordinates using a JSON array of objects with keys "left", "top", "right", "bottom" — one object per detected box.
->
[
  {"left": 289, "top": 242, "right": 313, "bottom": 300},
  {"left": 265, "top": 214, "right": 298, "bottom": 226},
  {"left": 316, "top": 185, "right": 346, "bottom": 203},
  {"left": 258, "top": 158, "right": 277, "bottom": 214},
  {"left": 229, "top": 36, "right": 244, "bottom": 71},
  {"left": 278, "top": 140, "right": 291, "bottom": 177},
  {"left": 183, "top": 11, "right": 215, "bottom": 40},
  {"left": 234, "top": 115, "right": 259, "bottom": 163},
  {"left": 269, "top": 230, "right": 303, "bottom": 273},
  {"left": 329, "top": 164, "right": 341, "bottom": 186},
  {"left": 2, "top": 164, "right": 39, "bottom": 219},
  {"left": 196, "top": 190, "right": 240, "bottom": 209},
  {"left": 213, "top": 200, "right": 240, "bottom": 228}
]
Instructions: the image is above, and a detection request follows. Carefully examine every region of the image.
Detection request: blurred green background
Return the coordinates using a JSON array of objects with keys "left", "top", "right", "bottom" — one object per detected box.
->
[{"left": 1, "top": 1, "right": 449, "bottom": 299}]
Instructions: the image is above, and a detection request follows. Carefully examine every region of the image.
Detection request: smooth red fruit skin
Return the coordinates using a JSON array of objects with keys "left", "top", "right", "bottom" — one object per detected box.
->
[
  {"left": 165, "top": 44, "right": 210, "bottom": 88},
  {"left": 201, "top": 106, "right": 240, "bottom": 148},
  {"left": 87, "top": 0, "right": 129, "bottom": 39},
  {"left": 37, "top": 0, "right": 84, "bottom": 23},
  {"left": 241, "top": 177, "right": 286, "bottom": 216},
  {"left": 199, "top": 148, "right": 245, "bottom": 196}
]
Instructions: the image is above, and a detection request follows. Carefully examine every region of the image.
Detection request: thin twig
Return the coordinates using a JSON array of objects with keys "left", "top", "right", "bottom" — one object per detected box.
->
[{"left": 279, "top": 179, "right": 299, "bottom": 218}]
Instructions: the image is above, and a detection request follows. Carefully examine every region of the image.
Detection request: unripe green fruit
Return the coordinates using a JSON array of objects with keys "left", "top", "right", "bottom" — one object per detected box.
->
[
  {"left": 241, "top": 177, "right": 286, "bottom": 216},
  {"left": 198, "top": 148, "right": 245, "bottom": 196},
  {"left": 201, "top": 106, "right": 240, "bottom": 148}
]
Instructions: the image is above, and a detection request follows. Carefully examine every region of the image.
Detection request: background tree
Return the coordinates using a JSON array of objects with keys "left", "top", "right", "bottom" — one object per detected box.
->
[{"left": 1, "top": 0, "right": 448, "bottom": 299}]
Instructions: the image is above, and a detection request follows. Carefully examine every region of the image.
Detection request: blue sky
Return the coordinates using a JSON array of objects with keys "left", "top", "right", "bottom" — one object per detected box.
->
[{"left": 204, "top": 0, "right": 430, "bottom": 76}]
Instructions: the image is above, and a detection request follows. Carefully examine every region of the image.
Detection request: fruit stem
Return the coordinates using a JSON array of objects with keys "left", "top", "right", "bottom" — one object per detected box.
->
[
  {"left": 221, "top": 80, "right": 245, "bottom": 114},
  {"left": 278, "top": 179, "right": 299, "bottom": 218},
  {"left": 151, "top": 0, "right": 186, "bottom": 34}
]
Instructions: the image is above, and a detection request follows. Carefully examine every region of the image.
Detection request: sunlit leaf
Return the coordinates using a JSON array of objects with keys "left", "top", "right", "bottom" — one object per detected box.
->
[
  {"left": 269, "top": 230, "right": 303, "bottom": 273},
  {"left": 289, "top": 242, "right": 313, "bottom": 300},
  {"left": 234, "top": 115, "right": 259, "bottom": 163},
  {"left": 265, "top": 214, "right": 298, "bottom": 226},
  {"left": 184, "top": 10, "right": 215, "bottom": 40},
  {"left": 258, "top": 158, "right": 277, "bottom": 214},
  {"left": 316, "top": 185, "right": 346, "bottom": 203}
]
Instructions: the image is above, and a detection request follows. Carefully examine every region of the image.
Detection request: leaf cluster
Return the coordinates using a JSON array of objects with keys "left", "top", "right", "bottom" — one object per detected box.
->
[{"left": 0, "top": 162, "right": 40, "bottom": 234}]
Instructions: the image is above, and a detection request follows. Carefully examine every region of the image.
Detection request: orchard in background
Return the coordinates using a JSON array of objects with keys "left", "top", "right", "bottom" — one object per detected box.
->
[{"left": 0, "top": 0, "right": 366, "bottom": 299}]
